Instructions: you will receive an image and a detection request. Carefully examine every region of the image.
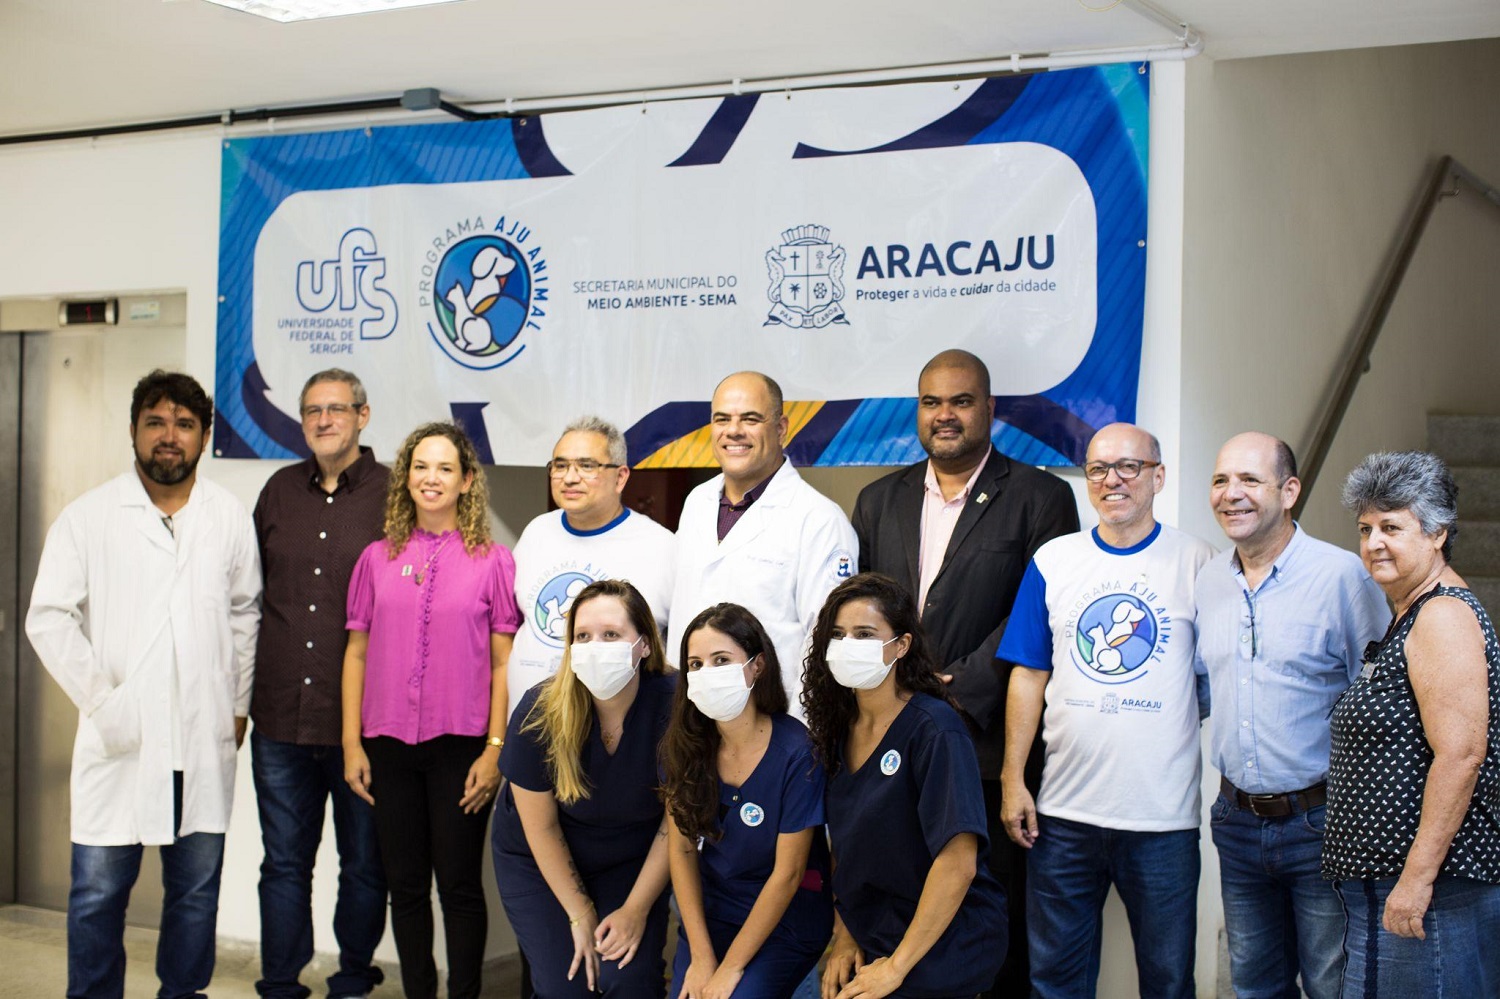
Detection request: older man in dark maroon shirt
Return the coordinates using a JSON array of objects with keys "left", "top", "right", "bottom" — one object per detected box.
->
[{"left": 250, "top": 369, "right": 389, "bottom": 999}]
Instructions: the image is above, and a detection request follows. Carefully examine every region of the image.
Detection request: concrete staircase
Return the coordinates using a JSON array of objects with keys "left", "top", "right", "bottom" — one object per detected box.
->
[{"left": 1429, "top": 414, "right": 1500, "bottom": 619}]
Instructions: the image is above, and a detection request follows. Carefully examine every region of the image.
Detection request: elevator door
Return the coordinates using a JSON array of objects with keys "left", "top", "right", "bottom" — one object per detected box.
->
[{"left": 16, "top": 323, "right": 185, "bottom": 921}]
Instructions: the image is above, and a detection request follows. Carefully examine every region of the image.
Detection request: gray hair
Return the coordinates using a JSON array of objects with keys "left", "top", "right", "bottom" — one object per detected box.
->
[
  {"left": 300, "top": 368, "right": 367, "bottom": 409},
  {"left": 1142, "top": 429, "right": 1163, "bottom": 464},
  {"left": 1341, "top": 450, "right": 1459, "bottom": 560},
  {"left": 563, "top": 415, "right": 628, "bottom": 466}
]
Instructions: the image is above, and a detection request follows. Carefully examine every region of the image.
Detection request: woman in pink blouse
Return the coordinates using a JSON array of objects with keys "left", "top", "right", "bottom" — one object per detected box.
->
[{"left": 341, "top": 421, "right": 520, "bottom": 999}]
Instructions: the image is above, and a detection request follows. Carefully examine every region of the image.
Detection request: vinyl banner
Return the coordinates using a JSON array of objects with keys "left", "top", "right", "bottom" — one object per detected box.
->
[{"left": 215, "top": 63, "right": 1150, "bottom": 466}]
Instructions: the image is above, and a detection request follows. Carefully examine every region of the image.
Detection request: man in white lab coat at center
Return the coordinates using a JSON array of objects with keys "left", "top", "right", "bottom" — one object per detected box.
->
[
  {"left": 670, "top": 371, "right": 857, "bottom": 716},
  {"left": 26, "top": 369, "right": 261, "bottom": 999}
]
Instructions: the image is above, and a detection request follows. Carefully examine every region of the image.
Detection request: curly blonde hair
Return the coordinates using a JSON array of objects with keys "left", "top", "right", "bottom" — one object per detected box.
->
[{"left": 383, "top": 421, "right": 492, "bottom": 556}]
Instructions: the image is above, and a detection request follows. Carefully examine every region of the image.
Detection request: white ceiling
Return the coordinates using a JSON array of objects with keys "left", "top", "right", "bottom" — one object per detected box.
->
[{"left": 2, "top": 0, "right": 1497, "bottom": 138}]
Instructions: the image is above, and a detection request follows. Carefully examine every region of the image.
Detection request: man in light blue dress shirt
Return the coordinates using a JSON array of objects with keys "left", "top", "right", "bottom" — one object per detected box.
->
[{"left": 1195, "top": 432, "right": 1389, "bottom": 999}]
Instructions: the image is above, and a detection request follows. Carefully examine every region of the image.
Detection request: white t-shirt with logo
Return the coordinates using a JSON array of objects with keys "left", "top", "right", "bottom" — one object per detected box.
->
[
  {"left": 508, "top": 508, "right": 675, "bottom": 721},
  {"left": 998, "top": 524, "right": 1216, "bottom": 831}
]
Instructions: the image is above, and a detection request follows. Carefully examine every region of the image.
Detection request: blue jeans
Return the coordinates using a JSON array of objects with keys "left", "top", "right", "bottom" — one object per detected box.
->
[
  {"left": 1337, "top": 875, "right": 1500, "bottom": 997},
  {"left": 1210, "top": 792, "right": 1344, "bottom": 999},
  {"left": 1026, "top": 814, "right": 1198, "bottom": 999},
  {"left": 68, "top": 772, "right": 225, "bottom": 999},
  {"left": 251, "top": 729, "right": 386, "bottom": 999}
]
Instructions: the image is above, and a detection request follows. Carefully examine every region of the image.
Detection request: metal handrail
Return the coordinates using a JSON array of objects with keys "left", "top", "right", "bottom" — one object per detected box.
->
[{"left": 1293, "top": 156, "right": 1500, "bottom": 518}]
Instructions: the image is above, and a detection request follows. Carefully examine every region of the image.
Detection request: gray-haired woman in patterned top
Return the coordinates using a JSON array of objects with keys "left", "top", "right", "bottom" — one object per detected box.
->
[{"left": 1323, "top": 450, "right": 1500, "bottom": 996}]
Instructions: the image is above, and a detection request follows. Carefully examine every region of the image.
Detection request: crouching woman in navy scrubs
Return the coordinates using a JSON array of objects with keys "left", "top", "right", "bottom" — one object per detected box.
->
[
  {"left": 661, "top": 603, "right": 834, "bottom": 999},
  {"left": 803, "top": 573, "right": 1006, "bottom": 999},
  {"left": 493, "top": 578, "right": 675, "bottom": 997}
]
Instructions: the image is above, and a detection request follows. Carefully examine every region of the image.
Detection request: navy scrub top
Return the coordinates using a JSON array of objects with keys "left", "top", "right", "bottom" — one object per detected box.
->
[
  {"left": 700, "top": 712, "right": 832, "bottom": 943},
  {"left": 826, "top": 692, "right": 1007, "bottom": 998},
  {"left": 496, "top": 670, "right": 676, "bottom": 890}
]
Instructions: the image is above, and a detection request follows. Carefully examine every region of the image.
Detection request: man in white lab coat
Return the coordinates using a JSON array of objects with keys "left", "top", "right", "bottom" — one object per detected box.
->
[
  {"left": 26, "top": 369, "right": 261, "bottom": 999},
  {"left": 670, "top": 371, "right": 857, "bottom": 714}
]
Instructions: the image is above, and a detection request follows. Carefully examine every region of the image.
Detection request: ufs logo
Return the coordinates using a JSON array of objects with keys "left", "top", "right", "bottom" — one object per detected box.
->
[
  {"left": 765, "top": 224, "right": 849, "bottom": 329},
  {"left": 1100, "top": 693, "right": 1119, "bottom": 714},
  {"left": 295, "top": 228, "right": 398, "bottom": 340},
  {"left": 531, "top": 571, "right": 593, "bottom": 648},
  {"left": 425, "top": 218, "right": 546, "bottom": 369},
  {"left": 1072, "top": 593, "right": 1159, "bottom": 684}
]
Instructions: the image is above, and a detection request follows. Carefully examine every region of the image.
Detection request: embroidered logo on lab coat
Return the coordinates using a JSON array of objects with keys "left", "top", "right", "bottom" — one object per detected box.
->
[
  {"left": 740, "top": 802, "right": 765, "bottom": 827},
  {"left": 880, "top": 750, "right": 901, "bottom": 776}
]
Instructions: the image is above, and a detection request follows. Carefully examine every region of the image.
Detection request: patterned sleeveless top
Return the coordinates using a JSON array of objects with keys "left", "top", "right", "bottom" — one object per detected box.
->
[{"left": 1323, "top": 585, "right": 1500, "bottom": 882}]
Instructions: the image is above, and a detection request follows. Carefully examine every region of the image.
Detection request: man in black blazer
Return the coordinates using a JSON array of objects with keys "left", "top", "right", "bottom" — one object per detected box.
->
[{"left": 852, "top": 349, "right": 1078, "bottom": 995}]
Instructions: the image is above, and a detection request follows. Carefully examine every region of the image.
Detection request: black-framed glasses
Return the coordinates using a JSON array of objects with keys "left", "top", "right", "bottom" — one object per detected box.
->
[
  {"left": 1083, "top": 459, "right": 1160, "bottom": 482},
  {"left": 300, "top": 403, "right": 358, "bottom": 421},
  {"left": 547, "top": 458, "right": 622, "bottom": 479}
]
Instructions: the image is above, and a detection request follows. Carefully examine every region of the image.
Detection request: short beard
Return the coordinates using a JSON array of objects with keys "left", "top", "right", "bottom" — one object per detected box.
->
[
  {"left": 922, "top": 433, "right": 987, "bottom": 465},
  {"left": 137, "top": 452, "right": 198, "bottom": 486}
]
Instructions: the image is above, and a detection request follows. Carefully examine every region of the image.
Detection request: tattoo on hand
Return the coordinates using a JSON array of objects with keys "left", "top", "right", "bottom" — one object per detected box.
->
[{"left": 566, "top": 856, "right": 587, "bottom": 896}]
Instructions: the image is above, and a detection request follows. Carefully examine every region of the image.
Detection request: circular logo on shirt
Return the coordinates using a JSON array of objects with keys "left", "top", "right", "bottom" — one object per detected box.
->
[
  {"left": 739, "top": 802, "right": 765, "bottom": 827},
  {"left": 531, "top": 571, "right": 595, "bottom": 648},
  {"left": 880, "top": 750, "right": 901, "bottom": 776},
  {"left": 1072, "top": 593, "right": 1159, "bottom": 684}
]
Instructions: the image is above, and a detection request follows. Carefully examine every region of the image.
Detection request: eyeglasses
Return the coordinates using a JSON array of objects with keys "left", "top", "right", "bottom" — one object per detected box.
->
[
  {"left": 1083, "top": 459, "right": 1160, "bottom": 482},
  {"left": 300, "top": 403, "right": 358, "bottom": 421},
  {"left": 547, "top": 458, "right": 622, "bottom": 479}
]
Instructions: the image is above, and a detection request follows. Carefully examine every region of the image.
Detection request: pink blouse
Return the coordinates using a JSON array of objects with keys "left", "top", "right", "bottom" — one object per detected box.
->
[{"left": 347, "top": 529, "right": 521, "bottom": 744}]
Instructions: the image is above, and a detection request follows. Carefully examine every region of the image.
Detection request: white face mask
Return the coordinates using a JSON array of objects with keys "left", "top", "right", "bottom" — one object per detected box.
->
[
  {"left": 826, "top": 636, "right": 901, "bottom": 690},
  {"left": 686, "top": 660, "right": 755, "bottom": 722},
  {"left": 569, "top": 639, "right": 641, "bottom": 700}
]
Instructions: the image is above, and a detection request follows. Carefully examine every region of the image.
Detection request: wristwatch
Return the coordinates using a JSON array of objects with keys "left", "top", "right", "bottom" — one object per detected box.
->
[{"left": 486, "top": 735, "right": 504, "bottom": 749}]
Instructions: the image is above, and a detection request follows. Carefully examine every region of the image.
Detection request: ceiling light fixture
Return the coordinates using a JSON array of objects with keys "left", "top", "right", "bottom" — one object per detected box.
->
[{"left": 197, "top": 0, "right": 466, "bottom": 23}]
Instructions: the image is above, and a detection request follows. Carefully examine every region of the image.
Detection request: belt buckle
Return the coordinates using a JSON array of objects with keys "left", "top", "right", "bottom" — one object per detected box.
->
[{"left": 1246, "top": 792, "right": 1285, "bottom": 818}]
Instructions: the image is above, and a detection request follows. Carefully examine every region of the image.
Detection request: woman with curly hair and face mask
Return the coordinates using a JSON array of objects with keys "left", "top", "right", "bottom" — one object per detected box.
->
[
  {"left": 341, "top": 421, "right": 521, "bottom": 999},
  {"left": 661, "top": 602, "right": 833, "bottom": 999},
  {"left": 802, "top": 573, "right": 1006, "bottom": 999}
]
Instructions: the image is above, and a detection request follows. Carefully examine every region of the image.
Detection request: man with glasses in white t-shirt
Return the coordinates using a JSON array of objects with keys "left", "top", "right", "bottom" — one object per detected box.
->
[{"left": 507, "top": 416, "right": 675, "bottom": 719}]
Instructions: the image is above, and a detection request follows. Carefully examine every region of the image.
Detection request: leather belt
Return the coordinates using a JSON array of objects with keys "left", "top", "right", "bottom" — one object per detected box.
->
[{"left": 1221, "top": 776, "right": 1327, "bottom": 818}]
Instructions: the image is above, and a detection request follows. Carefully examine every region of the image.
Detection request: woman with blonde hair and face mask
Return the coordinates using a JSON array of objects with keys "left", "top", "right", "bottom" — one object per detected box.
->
[
  {"left": 342, "top": 420, "right": 521, "bottom": 999},
  {"left": 493, "top": 577, "right": 675, "bottom": 997},
  {"left": 802, "top": 572, "right": 1006, "bottom": 999},
  {"left": 661, "top": 603, "right": 833, "bottom": 999}
]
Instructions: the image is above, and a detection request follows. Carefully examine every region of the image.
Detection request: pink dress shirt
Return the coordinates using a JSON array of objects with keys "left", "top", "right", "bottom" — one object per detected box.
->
[
  {"left": 917, "top": 451, "right": 991, "bottom": 613},
  {"left": 347, "top": 529, "right": 521, "bottom": 745}
]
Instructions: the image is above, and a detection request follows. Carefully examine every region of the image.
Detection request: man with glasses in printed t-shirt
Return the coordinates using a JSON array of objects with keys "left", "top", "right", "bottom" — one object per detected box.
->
[
  {"left": 250, "top": 368, "right": 389, "bottom": 999},
  {"left": 998, "top": 423, "right": 1215, "bottom": 999},
  {"left": 507, "top": 415, "right": 675, "bottom": 720}
]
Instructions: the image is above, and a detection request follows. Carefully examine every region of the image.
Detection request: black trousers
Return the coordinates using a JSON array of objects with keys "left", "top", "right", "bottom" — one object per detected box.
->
[
  {"left": 983, "top": 777, "right": 1031, "bottom": 998},
  {"left": 365, "top": 734, "right": 493, "bottom": 999}
]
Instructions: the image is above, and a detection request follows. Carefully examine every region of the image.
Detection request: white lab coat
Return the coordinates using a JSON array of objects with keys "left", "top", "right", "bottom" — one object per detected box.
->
[
  {"left": 670, "top": 460, "right": 857, "bottom": 715},
  {"left": 25, "top": 471, "right": 261, "bottom": 846}
]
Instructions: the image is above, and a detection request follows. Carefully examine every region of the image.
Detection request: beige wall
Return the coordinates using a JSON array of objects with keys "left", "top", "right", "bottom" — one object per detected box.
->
[{"left": 1180, "top": 38, "right": 1500, "bottom": 551}]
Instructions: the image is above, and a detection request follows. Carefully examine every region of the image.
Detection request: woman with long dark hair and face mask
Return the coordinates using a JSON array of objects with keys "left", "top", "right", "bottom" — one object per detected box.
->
[
  {"left": 492, "top": 578, "right": 675, "bottom": 998},
  {"left": 660, "top": 603, "right": 833, "bottom": 999},
  {"left": 802, "top": 573, "right": 1006, "bottom": 999}
]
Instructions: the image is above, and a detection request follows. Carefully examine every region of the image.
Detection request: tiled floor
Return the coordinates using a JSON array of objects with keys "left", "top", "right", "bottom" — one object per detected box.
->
[
  {"left": 0, "top": 904, "right": 1230, "bottom": 997},
  {"left": 0, "top": 905, "right": 523, "bottom": 998}
]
